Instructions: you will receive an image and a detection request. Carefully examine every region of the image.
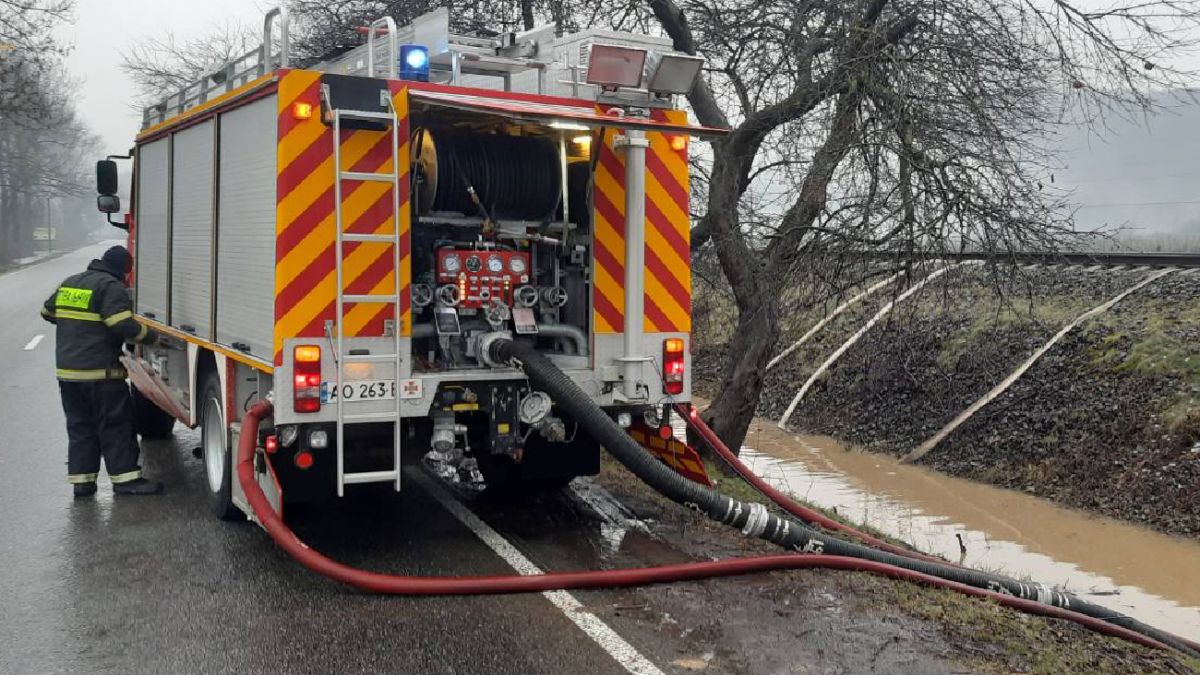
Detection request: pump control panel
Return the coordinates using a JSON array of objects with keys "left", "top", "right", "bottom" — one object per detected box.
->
[{"left": 436, "top": 248, "right": 532, "bottom": 309}]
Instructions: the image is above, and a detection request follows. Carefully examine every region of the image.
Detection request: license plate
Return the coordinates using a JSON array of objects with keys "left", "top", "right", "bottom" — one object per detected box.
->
[{"left": 321, "top": 379, "right": 395, "bottom": 403}]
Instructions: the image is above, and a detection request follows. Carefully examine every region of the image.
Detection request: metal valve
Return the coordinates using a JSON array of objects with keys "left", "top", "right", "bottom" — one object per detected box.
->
[
  {"left": 436, "top": 284, "right": 461, "bottom": 307},
  {"left": 514, "top": 284, "right": 539, "bottom": 308},
  {"left": 412, "top": 283, "right": 434, "bottom": 307},
  {"left": 540, "top": 286, "right": 568, "bottom": 308}
]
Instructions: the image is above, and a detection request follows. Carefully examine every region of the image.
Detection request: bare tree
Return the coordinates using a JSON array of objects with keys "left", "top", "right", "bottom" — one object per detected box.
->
[
  {"left": 115, "top": 0, "right": 1200, "bottom": 453},
  {"left": 0, "top": 0, "right": 99, "bottom": 265},
  {"left": 0, "top": 0, "right": 72, "bottom": 116},
  {"left": 0, "top": 67, "right": 100, "bottom": 262},
  {"left": 120, "top": 22, "right": 257, "bottom": 105},
  {"left": 643, "top": 0, "right": 1200, "bottom": 453}
]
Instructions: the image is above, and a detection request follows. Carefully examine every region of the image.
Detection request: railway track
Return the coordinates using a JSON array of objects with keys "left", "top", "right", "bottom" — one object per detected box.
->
[{"left": 855, "top": 250, "right": 1200, "bottom": 268}]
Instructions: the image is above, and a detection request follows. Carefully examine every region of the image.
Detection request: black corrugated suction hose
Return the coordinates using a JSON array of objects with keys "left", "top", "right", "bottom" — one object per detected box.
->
[{"left": 488, "top": 337, "right": 1200, "bottom": 659}]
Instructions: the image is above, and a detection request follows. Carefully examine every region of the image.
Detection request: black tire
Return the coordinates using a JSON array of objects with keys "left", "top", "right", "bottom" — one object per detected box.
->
[
  {"left": 132, "top": 385, "right": 176, "bottom": 440},
  {"left": 199, "top": 370, "right": 241, "bottom": 521}
]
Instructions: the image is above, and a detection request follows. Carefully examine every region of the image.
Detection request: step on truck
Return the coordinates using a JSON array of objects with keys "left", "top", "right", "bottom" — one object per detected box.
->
[{"left": 96, "top": 7, "right": 716, "bottom": 519}]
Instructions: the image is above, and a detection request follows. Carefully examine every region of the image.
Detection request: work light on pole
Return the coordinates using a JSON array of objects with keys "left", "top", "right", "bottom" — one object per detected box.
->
[
  {"left": 585, "top": 44, "right": 647, "bottom": 90},
  {"left": 645, "top": 52, "right": 704, "bottom": 96}
]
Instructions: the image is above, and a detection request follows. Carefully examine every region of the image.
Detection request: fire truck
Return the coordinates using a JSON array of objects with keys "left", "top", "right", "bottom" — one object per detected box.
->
[{"left": 96, "top": 7, "right": 714, "bottom": 520}]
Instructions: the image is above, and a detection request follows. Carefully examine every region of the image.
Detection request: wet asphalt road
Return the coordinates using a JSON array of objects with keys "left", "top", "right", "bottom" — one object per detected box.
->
[{"left": 0, "top": 243, "right": 667, "bottom": 675}]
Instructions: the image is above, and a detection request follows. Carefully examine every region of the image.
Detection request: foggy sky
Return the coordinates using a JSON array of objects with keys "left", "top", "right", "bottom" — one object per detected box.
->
[
  {"left": 60, "top": 0, "right": 1200, "bottom": 240},
  {"left": 62, "top": 0, "right": 266, "bottom": 153},
  {"left": 1055, "top": 98, "right": 1200, "bottom": 237}
]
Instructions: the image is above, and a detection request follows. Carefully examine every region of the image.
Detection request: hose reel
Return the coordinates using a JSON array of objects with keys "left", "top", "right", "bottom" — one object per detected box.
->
[{"left": 413, "top": 130, "right": 562, "bottom": 221}]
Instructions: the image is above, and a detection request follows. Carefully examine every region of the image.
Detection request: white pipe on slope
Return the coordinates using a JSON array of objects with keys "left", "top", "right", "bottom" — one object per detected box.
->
[
  {"left": 777, "top": 262, "right": 978, "bottom": 429},
  {"left": 766, "top": 272, "right": 903, "bottom": 372},
  {"left": 901, "top": 267, "right": 1178, "bottom": 464}
]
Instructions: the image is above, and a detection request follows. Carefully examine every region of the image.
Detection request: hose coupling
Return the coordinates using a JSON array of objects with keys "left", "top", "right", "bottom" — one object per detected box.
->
[
  {"left": 476, "top": 332, "right": 514, "bottom": 368},
  {"left": 741, "top": 502, "right": 770, "bottom": 538}
]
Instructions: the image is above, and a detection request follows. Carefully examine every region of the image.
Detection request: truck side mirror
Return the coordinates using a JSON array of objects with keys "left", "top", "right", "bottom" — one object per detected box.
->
[
  {"left": 97, "top": 159, "right": 119, "bottom": 195},
  {"left": 98, "top": 194, "right": 122, "bottom": 214}
]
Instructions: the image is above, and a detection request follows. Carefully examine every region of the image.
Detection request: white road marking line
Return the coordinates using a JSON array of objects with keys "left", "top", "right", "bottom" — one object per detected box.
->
[
  {"left": 412, "top": 471, "right": 666, "bottom": 675},
  {"left": 24, "top": 334, "right": 45, "bottom": 351}
]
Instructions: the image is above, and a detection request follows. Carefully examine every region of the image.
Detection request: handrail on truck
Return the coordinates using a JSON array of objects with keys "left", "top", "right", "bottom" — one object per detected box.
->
[
  {"left": 366, "top": 16, "right": 399, "bottom": 78},
  {"left": 263, "top": 6, "right": 290, "bottom": 69}
]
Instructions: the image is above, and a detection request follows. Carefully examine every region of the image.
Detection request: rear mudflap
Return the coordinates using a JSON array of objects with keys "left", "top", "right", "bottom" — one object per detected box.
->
[{"left": 627, "top": 422, "right": 712, "bottom": 487}]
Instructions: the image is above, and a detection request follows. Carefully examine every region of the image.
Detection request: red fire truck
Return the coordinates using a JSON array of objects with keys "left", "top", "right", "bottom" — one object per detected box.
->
[{"left": 96, "top": 7, "right": 714, "bottom": 520}]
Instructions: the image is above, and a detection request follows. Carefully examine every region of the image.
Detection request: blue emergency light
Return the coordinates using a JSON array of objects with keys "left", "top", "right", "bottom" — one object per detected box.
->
[{"left": 400, "top": 45, "right": 430, "bottom": 82}]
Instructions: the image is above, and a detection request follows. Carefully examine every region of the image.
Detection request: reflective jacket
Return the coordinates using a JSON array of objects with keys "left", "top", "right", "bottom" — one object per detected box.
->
[{"left": 41, "top": 258, "right": 157, "bottom": 381}]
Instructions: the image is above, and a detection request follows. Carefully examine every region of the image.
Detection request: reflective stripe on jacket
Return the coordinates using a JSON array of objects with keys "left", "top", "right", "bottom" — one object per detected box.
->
[{"left": 41, "top": 258, "right": 156, "bottom": 379}]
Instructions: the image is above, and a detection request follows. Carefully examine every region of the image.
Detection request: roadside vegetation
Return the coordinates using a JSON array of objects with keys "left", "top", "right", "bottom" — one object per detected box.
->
[{"left": 697, "top": 265, "right": 1200, "bottom": 536}]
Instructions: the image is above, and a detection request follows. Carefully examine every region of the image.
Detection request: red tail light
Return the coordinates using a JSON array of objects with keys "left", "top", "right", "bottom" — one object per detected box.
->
[
  {"left": 294, "top": 345, "right": 321, "bottom": 413},
  {"left": 294, "top": 450, "right": 315, "bottom": 470},
  {"left": 663, "top": 338, "right": 685, "bottom": 395}
]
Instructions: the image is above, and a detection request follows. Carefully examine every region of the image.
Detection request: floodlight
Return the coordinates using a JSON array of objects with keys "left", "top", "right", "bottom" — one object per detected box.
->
[
  {"left": 646, "top": 52, "right": 704, "bottom": 96},
  {"left": 585, "top": 44, "right": 647, "bottom": 89}
]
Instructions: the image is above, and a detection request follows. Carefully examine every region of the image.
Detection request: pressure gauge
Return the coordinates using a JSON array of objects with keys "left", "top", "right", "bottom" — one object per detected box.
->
[
  {"left": 465, "top": 255, "right": 482, "bottom": 273},
  {"left": 487, "top": 255, "right": 504, "bottom": 273},
  {"left": 443, "top": 253, "right": 461, "bottom": 273},
  {"left": 509, "top": 256, "right": 527, "bottom": 274}
]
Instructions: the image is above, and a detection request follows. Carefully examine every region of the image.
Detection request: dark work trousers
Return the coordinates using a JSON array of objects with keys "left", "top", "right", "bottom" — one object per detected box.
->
[{"left": 58, "top": 380, "right": 142, "bottom": 485}]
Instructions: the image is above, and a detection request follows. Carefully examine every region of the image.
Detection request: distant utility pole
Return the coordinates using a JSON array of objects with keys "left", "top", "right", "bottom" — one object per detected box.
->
[{"left": 45, "top": 195, "right": 52, "bottom": 255}]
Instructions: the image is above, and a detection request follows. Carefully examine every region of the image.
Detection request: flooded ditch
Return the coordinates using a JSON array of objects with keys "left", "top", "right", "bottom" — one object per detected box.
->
[{"left": 729, "top": 417, "right": 1200, "bottom": 642}]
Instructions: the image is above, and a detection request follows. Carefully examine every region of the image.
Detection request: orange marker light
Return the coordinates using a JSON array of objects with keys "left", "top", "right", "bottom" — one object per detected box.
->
[
  {"left": 293, "top": 102, "right": 314, "bottom": 120},
  {"left": 669, "top": 135, "right": 688, "bottom": 152},
  {"left": 295, "top": 345, "right": 321, "bottom": 362}
]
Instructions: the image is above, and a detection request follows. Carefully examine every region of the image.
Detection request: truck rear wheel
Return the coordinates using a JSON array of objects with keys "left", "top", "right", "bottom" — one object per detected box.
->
[
  {"left": 132, "top": 385, "right": 176, "bottom": 440},
  {"left": 200, "top": 370, "right": 240, "bottom": 521}
]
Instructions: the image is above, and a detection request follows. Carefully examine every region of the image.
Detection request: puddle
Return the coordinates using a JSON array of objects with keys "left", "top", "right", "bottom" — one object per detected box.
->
[{"left": 718, "top": 418, "right": 1200, "bottom": 642}]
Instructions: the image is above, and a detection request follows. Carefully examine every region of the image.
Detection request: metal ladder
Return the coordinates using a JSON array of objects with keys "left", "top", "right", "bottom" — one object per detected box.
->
[{"left": 330, "top": 97, "right": 404, "bottom": 496}]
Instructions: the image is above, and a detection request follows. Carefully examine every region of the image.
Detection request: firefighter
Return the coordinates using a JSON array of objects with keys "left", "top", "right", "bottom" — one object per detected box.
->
[{"left": 40, "top": 245, "right": 163, "bottom": 497}]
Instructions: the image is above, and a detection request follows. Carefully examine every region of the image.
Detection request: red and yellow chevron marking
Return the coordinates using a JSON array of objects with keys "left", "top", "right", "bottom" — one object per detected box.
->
[
  {"left": 628, "top": 423, "right": 712, "bottom": 487},
  {"left": 272, "top": 70, "right": 412, "bottom": 364},
  {"left": 592, "top": 108, "right": 692, "bottom": 334}
]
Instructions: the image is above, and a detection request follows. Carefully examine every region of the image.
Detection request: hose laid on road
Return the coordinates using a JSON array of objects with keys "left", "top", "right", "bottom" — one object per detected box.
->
[{"left": 235, "top": 348, "right": 1199, "bottom": 657}]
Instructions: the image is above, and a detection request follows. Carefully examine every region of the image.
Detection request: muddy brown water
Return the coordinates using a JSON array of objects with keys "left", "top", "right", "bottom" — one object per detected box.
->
[{"left": 718, "top": 418, "right": 1200, "bottom": 643}]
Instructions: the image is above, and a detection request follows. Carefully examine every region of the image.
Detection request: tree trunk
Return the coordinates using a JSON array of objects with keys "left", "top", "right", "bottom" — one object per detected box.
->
[
  {"left": 687, "top": 143, "right": 771, "bottom": 457},
  {"left": 696, "top": 292, "right": 780, "bottom": 457},
  {"left": 520, "top": 0, "right": 535, "bottom": 30}
]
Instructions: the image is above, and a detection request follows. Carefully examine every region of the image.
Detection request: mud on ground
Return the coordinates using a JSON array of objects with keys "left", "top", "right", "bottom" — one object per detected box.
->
[
  {"left": 583, "top": 459, "right": 1198, "bottom": 674},
  {"left": 696, "top": 266, "right": 1200, "bottom": 537}
]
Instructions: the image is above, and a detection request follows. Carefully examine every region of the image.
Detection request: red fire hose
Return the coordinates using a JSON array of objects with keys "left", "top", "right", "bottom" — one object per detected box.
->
[
  {"left": 673, "top": 403, "right": 949, "bottom": 565},
  {"left": 234, "top": 398, "right": 1187, "bottom": 653}
]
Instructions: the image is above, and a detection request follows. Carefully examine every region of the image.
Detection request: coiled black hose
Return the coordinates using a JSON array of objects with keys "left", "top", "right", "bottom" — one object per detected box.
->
[
  {"left": 489, "top": 337, "right": 1200, "bottom": 658},
  {"left": 429, "top": 132, "right": 561, "bottom": 220}
]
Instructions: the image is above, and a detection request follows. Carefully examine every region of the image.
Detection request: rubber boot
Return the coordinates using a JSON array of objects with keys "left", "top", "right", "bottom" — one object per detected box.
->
[
  {"left": 113, "top": 478, "right": 164, "bottom": 496},
  {"left": 73, "top": 482, "right": 97, "bottom": 498}
]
